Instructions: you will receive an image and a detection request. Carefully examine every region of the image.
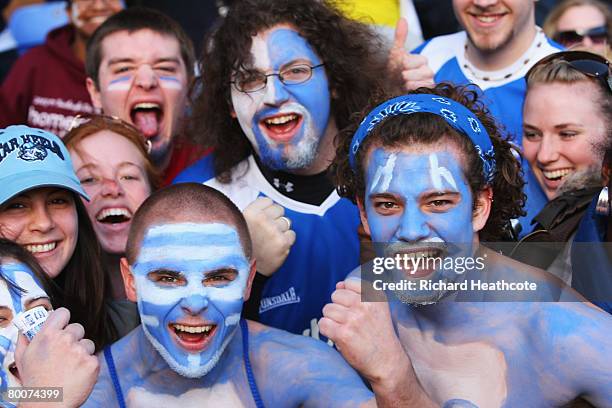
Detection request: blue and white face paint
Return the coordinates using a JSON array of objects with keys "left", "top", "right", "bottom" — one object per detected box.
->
[
  {"left": 230, "top": 26, "right": 331, "bottom": 171},
  {"left": 132, "top": 223, "right": 250, "bottom": 378},
  {"left": 364, "top": 147, "right": 476, "bottom": 303},
  {"left": 0, "top": 262, "right": 49, "bottom": 396}
]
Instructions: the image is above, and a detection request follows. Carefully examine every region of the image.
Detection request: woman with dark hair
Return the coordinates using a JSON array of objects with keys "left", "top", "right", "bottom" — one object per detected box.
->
[
  {"left": 0, "top": 125, "right": 133, "bottom": 350},
  {"left": 63, "top": 115, "right": 161, "bottom": 299}
]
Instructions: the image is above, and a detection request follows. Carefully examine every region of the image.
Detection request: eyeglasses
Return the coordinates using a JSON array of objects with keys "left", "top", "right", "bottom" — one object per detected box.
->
[
  {"left": 526, "top": 50, "right": 612, "bottom": 93},
  {"left": 231, "top": 64, "right": 325, "bottom": 93},
  {"left": 553, "top": 25, "right": 608, "bottom": 47}
]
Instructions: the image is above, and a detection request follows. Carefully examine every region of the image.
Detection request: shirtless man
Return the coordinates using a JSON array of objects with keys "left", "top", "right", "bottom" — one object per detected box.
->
[
  {"left": 83, "top": 183, "right": 374, "bottom": 407},
  {"left": 321, "top": 85, "right": 612, "bottom": 407}
]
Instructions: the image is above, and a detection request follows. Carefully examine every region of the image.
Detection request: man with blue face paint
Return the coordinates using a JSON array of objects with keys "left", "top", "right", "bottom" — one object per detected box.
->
[
  {"left": 84, "top": 183, "right": 375, "bottom": 407},
  {"left": 174, "top": 0, "right": 387, "bottom": 339},
  {"left": 0, "top": 263, "right": 49, "bottom": 400},
  {"left": 0, "top": 239, "right": 98, "bottom": 408},
  {"left": 321, "top": 85, "right": 612, "bottom": 407}
]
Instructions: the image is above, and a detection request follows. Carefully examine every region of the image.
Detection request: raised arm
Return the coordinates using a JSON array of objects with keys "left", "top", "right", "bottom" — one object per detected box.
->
[{"left": 320, "top": 278, "right": 436, "bottom": 407}]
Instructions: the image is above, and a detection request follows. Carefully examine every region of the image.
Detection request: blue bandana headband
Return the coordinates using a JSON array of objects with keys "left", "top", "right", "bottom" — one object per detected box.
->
[{"left": 348, "top": 94, "right": 496, "bottom": 185}]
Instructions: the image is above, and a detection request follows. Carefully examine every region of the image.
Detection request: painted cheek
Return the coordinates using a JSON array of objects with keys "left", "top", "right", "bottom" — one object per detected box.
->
[
  {"left": 287, "top": 73, "right": 330, "bottom": 136},
  {"left": 106, "top": 75, "right": 133, "bottom": 92},
  {"left": 158, "top": 76, "right": 184, "bottom": 91}
]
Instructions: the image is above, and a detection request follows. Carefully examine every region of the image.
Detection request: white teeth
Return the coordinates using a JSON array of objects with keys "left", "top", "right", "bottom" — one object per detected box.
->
[
  {"left": 476, "top": 15, "right": 498, "bottom": 23},
  {"left": 173, "top": 324, "right": 213, "bottom": 334},
  {"left": 25, "top": 242, "right": 56, "bottom": 253},
  {"left": 97, "top": 208, "right": 131, "bottom": 221},
  {"left": 542, "top": 168, "right": 572, "bottom": 180},
  {"left": 265, "top": 114, "right": 297, "bottom": 125},
  {"left": 402, "top": 250, "right": 440, "bottom": 259},
  {"left": 134, "top": 102, "right": 160, "bottom": 110}
]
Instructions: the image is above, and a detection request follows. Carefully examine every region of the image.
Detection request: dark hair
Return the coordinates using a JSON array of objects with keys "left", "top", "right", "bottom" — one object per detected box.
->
[
  {"left": 63, "top": 114, "right": 163, "bottom": 191},
  {"left": 85, "top": 7, "right": 196, "bottom": 89},
  {"left": 190, "top": 0, "right": 387, "bottom": 181},
  {"left": 333, "top": 83, "right": 526, "bottom": 241},
  {"left": 126, "top": 183, "right": 252, "bottom": 264},
  {"left": 0, "top": 238, "right": 58, "bottom": 306},
  {"left": 58, "top": 198, "right": 116, "bottom": 350}
]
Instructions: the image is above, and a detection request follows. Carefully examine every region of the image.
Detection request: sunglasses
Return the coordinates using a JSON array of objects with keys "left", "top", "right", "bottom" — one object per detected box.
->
[
  {"left": 526, "top": 50, "right": 612, "bottom": 93},
  {"left": 554, "top": 25, "right": 608, "bottom": 47}
]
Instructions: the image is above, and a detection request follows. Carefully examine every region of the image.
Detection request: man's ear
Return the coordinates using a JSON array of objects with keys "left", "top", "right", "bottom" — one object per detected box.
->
[
  {"left": 472, "top": 186, "right": 493, "bottom": 233},
  {"left": 86, "top": 77, "right": 103, "bottom": 109},
  {"left": 120, "top": 257, "right": 137, "bottom": 302},
  {"left": 242, "top": 259, "right": 257, "bottom": 302},
  {"left": 357, "top": 196, "right": 371, "bottom": 236}
]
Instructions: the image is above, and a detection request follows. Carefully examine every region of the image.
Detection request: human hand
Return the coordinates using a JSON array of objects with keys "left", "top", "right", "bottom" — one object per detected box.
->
[
  {"left": 388, "top": 18, "right": 435, "bottom": 91},
  {"left": 15, "top": 308, "right": 99, "bottom": 408},
  {"left": 243, "top": 197, "right": 296, "bottom": 276},
  {"left": 319, "top": 278, "right": 409, "bottom": 385}
]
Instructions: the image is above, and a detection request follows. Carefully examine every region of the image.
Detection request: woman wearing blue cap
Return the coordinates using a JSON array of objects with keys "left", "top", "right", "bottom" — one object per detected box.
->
[{"left": 0, "top": 125, "right": 131, "bottom": 350}]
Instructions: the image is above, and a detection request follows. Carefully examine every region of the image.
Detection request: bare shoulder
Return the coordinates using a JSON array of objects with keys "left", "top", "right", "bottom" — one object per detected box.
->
[
  {"left": 247, "top": 320, "right": 336, "bottom": 356},
  {"left": 245, "top": 321, "right": 375, "bottom": 407}
]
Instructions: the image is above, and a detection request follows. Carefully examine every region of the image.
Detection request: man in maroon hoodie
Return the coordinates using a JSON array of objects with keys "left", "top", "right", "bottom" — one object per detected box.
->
[
  {"left": 0, "top": 0, "right": 123, "bottom": 136},
  {"left": 84, "top": 7, "right": 207, "bottom": 184}
]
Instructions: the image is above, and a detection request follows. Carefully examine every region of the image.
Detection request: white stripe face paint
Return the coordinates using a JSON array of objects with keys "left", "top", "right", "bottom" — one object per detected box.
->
[
  {"left": 0, "top": 263, "right": 49, "bottom": 393},
  {"left": 429, "top": 153, "right": 457, "bottom": 190},
  {"left": 369, "top": 153, "right": 397, "bottom": 194},
  {"left": 158, "top": 76, "right": 184, "bottom": 90},
  {"left": 106, "top": 76, "right": 133, "bottom": 92},
  {"left": 132, "top": 222, "right": 250, "bottom": 378}
]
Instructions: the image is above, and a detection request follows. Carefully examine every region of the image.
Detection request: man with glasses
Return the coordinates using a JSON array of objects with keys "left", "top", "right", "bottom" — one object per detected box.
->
[
  {"left": 0, "top": 0, "right": 124, "bottom": 136},
  {"left": 391, "top": 0, "right": 564, "bottom": 236},
  {"left": 174, "top": 0, "right": 385, "bottom": 338}
]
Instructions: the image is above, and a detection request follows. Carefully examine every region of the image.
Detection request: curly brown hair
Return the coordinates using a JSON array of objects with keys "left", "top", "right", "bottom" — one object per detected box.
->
[
  {"left": 189, "top": 0, "right": 388, "bottom": 182},
  {"left": 333, "top": 83, "right": 526, "bottom": 241}
]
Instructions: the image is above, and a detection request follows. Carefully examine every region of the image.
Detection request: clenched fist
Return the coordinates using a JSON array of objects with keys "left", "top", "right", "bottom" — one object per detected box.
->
[{"left": 243, "top": 197, "right": 296, "bottom": 276}]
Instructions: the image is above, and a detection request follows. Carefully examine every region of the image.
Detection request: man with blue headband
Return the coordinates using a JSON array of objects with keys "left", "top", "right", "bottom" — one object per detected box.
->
[
  {"left": 84, "top": 183, "right": 374, "bottom": 407},
  {"left": 321, "top": 85, "right": 612, "bottom": 406}
]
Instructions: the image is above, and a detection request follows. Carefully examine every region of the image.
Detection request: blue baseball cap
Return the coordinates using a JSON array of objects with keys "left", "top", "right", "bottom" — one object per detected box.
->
[{"left": 0, "top": 125, "right": 89, "bottom": 205}]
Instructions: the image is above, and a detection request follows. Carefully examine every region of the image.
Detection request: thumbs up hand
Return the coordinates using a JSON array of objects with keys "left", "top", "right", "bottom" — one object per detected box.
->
[{"left": 388, "top": 18, "right": 435, "bottom": 91}]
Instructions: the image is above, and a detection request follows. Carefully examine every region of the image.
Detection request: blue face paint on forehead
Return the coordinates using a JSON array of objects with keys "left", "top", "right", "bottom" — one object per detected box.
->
[
  {"left": 132, "top": 222, "right": 250, "bottom": 378},
  {"left": 230, "top": 27, "right": 332, "bottom": 172},
  {"left": 365, "top": 148, "right": 474, "bottom": 245},
  {"left": 365, "top": 148, "right": 476, "bottom": 303}
]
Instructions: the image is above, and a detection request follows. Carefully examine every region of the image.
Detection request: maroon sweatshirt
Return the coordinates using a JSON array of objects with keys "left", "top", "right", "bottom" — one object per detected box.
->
[{"left": 0, "top": 25, "right": 95, "bottom": 137}]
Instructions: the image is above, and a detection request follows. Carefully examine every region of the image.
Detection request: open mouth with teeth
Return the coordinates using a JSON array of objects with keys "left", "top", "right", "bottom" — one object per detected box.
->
[
  {"left": 131, "top": 102, "right": 163, "bottom": 139},
  {"left": 96, "top": 208, "right": 132, "bottom": 225},
  {"left": 469, "top": 12, "right": 507, "bottom": 26},
  {"left": 25, "top": 242, "right": 57, "bottom": 254},
  {"left": 393, "top": 248, "right": 445, "bottom": 279},
  {"left": 259, "top": 113, "right": 303, "bottom": 143},
  {"left": 542, "top": 168, "right": 573, "bottom": 182},
  {"left": 170, "top": 323, "right": 217, "bottom": 352}
]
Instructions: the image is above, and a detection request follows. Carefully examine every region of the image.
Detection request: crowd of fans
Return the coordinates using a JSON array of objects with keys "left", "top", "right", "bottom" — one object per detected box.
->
[{"left": 0, "top": 0, "right": 611, "bottom": 406}]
